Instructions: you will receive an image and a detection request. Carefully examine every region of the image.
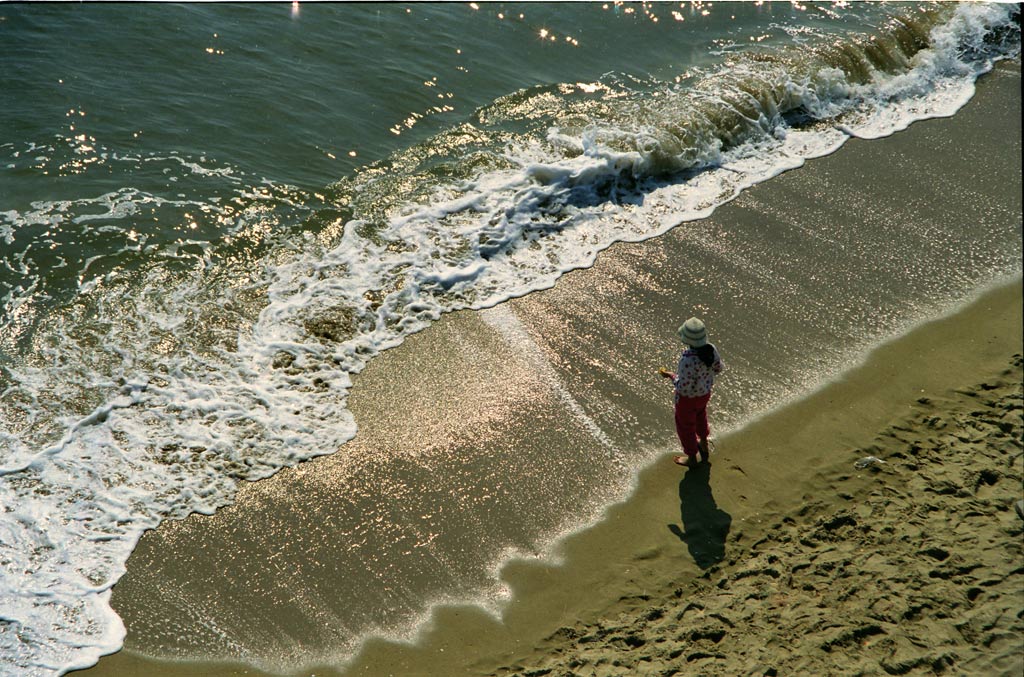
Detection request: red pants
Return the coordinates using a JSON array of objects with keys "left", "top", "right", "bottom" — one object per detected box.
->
[{"left": 674, "top": 393, "right": 711, "bottom": 457}]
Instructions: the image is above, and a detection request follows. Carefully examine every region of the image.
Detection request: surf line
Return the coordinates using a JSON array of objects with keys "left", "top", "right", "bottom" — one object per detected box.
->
[{"left": 480, "top": 304, "right": 622, "bottom": 466}]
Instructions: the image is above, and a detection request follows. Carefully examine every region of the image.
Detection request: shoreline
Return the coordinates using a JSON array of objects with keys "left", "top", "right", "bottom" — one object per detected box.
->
[
  {"left": 76, "top": 278, "right": 1023, "bottom": 677},
  {"left": 77, "top": 61, "right": 1022, "bottom": 677},
  {"left": 343, "top": 277, "right": 1024, "bottom": 677}
]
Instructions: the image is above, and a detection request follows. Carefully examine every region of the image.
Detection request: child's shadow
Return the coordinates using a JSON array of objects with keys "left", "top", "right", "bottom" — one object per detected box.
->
[{"left": 667, "top": 461, "right": 731, "bottom": 569}]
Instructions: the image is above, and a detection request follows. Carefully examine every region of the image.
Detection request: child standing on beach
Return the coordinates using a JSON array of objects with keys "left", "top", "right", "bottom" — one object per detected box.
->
[{"left": 659, "top": 317, "right": 724, "bottom": 466}]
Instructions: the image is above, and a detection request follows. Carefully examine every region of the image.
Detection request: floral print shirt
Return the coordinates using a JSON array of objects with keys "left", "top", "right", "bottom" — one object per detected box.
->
[{"left": 672, "top": 345, "right": 724, "bottom": 398}]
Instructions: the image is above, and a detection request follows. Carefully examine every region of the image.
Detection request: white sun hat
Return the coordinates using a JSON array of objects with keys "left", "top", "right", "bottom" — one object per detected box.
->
[{"left": 678, "top": 317, "right": 708, "bottom": 347}]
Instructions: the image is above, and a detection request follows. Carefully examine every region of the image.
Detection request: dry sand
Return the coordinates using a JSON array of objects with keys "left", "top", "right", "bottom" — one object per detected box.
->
[{"left": 488, "top": 356, "right": 1024, "bottom": 677}]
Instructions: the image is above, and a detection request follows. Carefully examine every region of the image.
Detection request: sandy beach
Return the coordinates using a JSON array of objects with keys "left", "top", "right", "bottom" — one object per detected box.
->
[
  {"left": 78, "top": 61, "right": 1022, "bottom": 677},
  {"left": 77, "top": 281, "right": 1023, "bottom": 677},
  {"left": 332, "top": 279, "right": 1022, "bottom": 677},
  {"left": 488, "top": 351, "right": 1024, "bottom": 677}
]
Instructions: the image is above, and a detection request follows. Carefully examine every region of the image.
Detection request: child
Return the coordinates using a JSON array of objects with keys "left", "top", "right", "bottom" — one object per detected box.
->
[{"left": 659, "top": 317, "right": 724, "bottom": 466}]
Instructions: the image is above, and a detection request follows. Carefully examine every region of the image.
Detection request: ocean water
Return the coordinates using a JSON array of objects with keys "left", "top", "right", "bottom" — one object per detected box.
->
[{"left": 0, "top": 2, "right": 1020, "bottom": 675}]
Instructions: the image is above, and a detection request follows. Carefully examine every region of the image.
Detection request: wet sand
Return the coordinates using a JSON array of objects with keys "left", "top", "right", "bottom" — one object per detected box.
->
[
  {"left": 342, "top": 280, "right": 1023, "bottom": 677},
  {"left": 78, "top": 281, "right": 1023, "bottom": 677},
  {"left": 78, "top": 62, "right": 1022, "bottom": 677}
]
